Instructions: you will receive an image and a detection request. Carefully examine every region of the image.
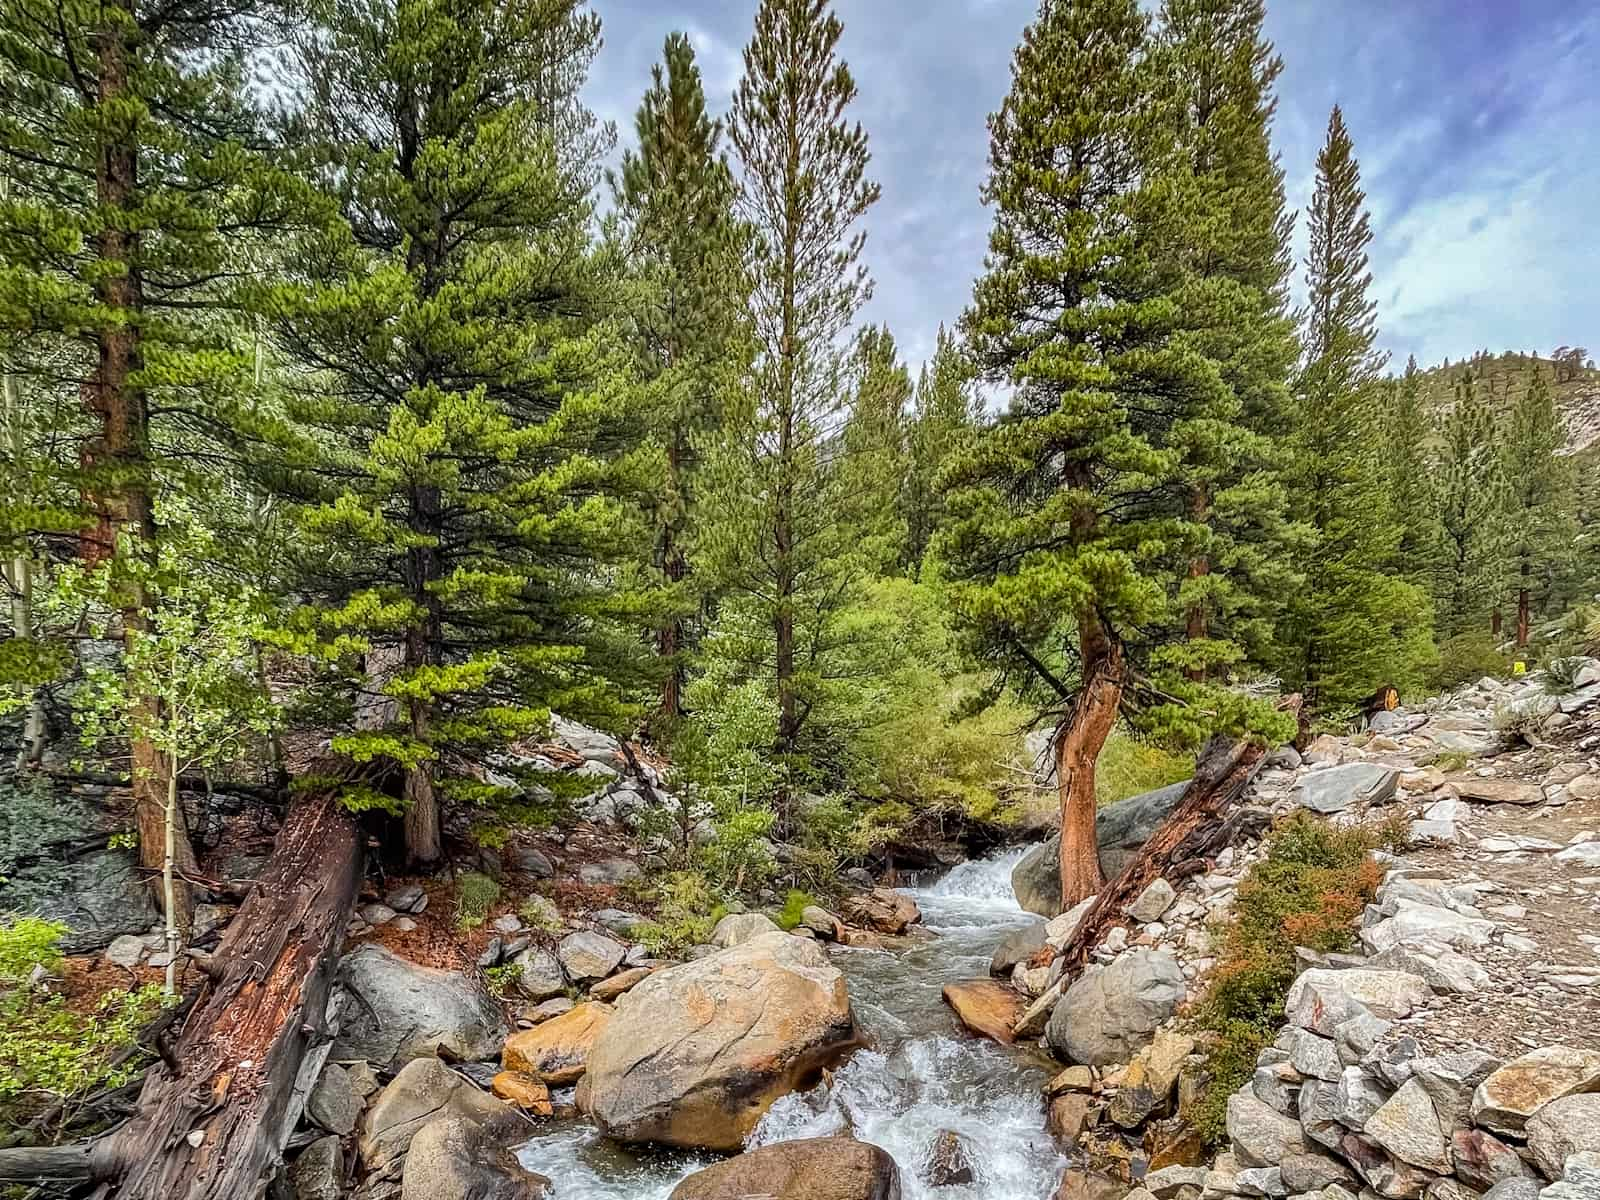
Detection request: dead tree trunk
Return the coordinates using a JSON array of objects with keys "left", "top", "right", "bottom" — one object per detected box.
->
[
  {"left": 0, "top": 765, "right": 367, "bottom": 1199},
  {"left": 1050, "top": 710, "right": 1295, "bottom": 980},
  {"left": 1055, "top": 615, "right": 1126, "bottom": 909}
]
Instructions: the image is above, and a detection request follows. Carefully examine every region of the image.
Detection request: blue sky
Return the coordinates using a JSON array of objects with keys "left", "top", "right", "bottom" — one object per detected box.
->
[{"left": 583, "top": 0, "right": 1600, "bottom": 373}]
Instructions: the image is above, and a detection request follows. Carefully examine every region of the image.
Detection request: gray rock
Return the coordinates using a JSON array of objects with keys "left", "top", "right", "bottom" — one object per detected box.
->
[
  {"left": 1362, "top": 904, "right": 1494, "bottom": 955},
  {"left": 1365, "top": 1037, "right": 1420, "bottom": 1089},
  {"left": 385, "top": 883, "right": 428, "bottom": 913},
  {"left": 513, "top": 846, "right": 555, "bottom": 878},
  {"left": 103, "top": 933, "right": 147, "bottom": 970},
  {"left": 358, "top": 1058, "right": 523, "bottom": 1174},
  {"left": 0, "top": 847, "right": 160, "bottom": 953},
  {"left": 191, "top": 902, "right": 233, "bottom": 938},
  {"left": 709, "top": 912, "right": 781, "bottom": 949},
  {"left": 1300, "top": 1080, "right": 1345, "bottom": 1150},
  {"left": 1281, "top": 1153, "right": 1358, "bottom": 1192},
  {"left": 1145, "top": 1166, "right": 1211, "bottom": 1197},
  {"left": 1365, "top": 1078, "right": 1451, "bottom": 1174},
  {"left": 1237, "top": 1167, "right": 1289, "bottom": 1197},
  {"left": 1370, "top": 944, "right": 1490, "bottom": 995},
  {"left": 1528, "top": 1096, "right": 1600, "bottom": 1180},
  {"left": 1472, "top": 1046, "right": 1600, "bottom": 1135},
  {"left": 1012, "top": 782, "right": 1189, "bottom": 916},
  {"left": 1291, "top": 1031, "right": 1344, "bottom": 1082},
  {"left": 1255, "top": 1061, "right": 1305, "bottom": 1115},
  {"left": 1334, "top": 1013, "right": 1393, "bottom": 1065},
  {"left": 307, "top": 1062, "right": 363, "bottom": 1136},
  {"left": 593, "top": 909, "right": 647, "bottom": 937},
  {"left": 290, "top": 1135, "right": 344, "bottom": 1200},
  {"left": 1483, "top": 1183, "right": 1541, "bottom": 1200},
  {"left": 1267, "top": 745, "right": 1304, "bottom": 769},
  {"left": 1129, "top": 878, "right": 1177, "bottom": 924},
  {"left": 991, "top": 922, "right": 1048, "bottom": 976},
  {"left": 360, "top": 903, "right": 398, "bottom": 926},
  {"left": 1286, "top": 969, "right": 1429, "bottom": 1030},
  {"left": 1453, "top": 1129, "right": 1532, "bottom": 1191},
  {"left": 1411, "top": 1051, "right": 1498, "bottom": 1129},
  {"left": 399, "top": 1114, "right": 549, "bottom": 1200},
  {"left": 578, "top": 857, "right": 641, "bottom": 888},
  {"left": 477, "top": 937, "right": 504, "bottom": 968},
  {"left": 1228, "top": 1090, "right": 1309, "bottom": 1167},
  {"left": 1332, "top": 1065, "right": 1390, "bottom": 1131},
  {"left": 799, "top": 906, "right": 842, "bottom": 940},
  {"left": 1369, "top": 711, "right": 1405, "bottom": 734},
  {"left": 1541, "top": 1154, "right": 1600, "bottom": 1200},
  {"left": 555, "top": 931, "right": 626, "bottom": 985},
  {"left": 1296, "top": 764, "right": 1399, "bottom": 815},
  {"left": 1045, "top": 948, "right": 1186, "bottom": 1067},
  {"left": 331, "top": 945, "right": 509, "bottom": 1071}
]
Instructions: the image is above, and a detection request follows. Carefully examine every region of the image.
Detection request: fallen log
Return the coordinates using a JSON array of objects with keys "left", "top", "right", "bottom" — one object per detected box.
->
[
  {"left": 0, "top": 762, "right": 371, "bottom": 1199},
  {"left": 1050, "top": 710, "right": 1296, "bottom": 982}
]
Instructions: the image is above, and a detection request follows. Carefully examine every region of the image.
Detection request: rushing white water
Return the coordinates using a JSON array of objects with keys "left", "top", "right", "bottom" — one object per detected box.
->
[{"left": 515, "top": 847, "right": 1063, "bottom": 1199}]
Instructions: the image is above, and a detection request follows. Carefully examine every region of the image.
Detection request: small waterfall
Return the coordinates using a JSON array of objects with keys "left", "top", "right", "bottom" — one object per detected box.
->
[{"left": 915, "top": 845, "right": 1031, "bottom": 905}]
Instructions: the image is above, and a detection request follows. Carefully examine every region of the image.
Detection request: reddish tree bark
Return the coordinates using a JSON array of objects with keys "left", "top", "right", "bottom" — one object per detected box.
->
[{"left": 1055, "top": 615, "right": 1127, "bottom": 909}]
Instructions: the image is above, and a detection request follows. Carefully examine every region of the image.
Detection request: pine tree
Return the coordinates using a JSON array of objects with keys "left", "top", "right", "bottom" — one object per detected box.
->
[
  {"left": 837, "top": 324, "right": 912, "bottom": 573},
  {"left": 1283, "top": 107, "right": 1433, "bottom": 709},
  {"left": 708, "top": 0, "right": 880, "bottom": 806},
  {"left": 905, "top": 327, "right": 980, "bottom": 569},
  {"left": 1431, "top": 371, "right": 1507, "bottom": 636},
  {"left": 1383, "top": 355, "right": 1442, "bottom": 587},
  {"left": 268, "top": 0, "right": 650, "bottom": 866},
  {"left": 941, "top": 0, "right": 1291, "bottom": 909},
  {"left": 1499, "top": 366, "right": 1575, "bottom": 646},
  {"left": 613, "top": 32, "right": 747, "bottom": 724},
  {"left": 0, "top": 0, "right": 300, "bottom": 915},
  {"left": 1153, "top": 0, "right": 1302, "bottom": 681}
]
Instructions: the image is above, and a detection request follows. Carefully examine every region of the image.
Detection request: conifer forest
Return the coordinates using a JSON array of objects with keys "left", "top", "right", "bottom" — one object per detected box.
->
[{"left": 1, "top": 2, "right": 1597, "bottom": 1198}]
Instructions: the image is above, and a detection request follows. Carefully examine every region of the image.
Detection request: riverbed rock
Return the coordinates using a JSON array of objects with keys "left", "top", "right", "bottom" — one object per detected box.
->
[
  {"left": 991, "top": 922, "right": 1048, "bottom": 976},
  {"left": 556, "top": 930, "right": 626, "bottom": 984},
  {"left": 358, "top": 1058, "right": 523, "bottom": 1174},
  {"left": 399, "top": 1113, "right": 550, "bottom": 1200},
  {"left": 710, "top": 911, "right": 782, "bottom": 947},
  {"left": 840, "top": 889, "right": 921, "bottom": 935},
  {"left": 1045, "top": 948, "right": 1186, "bottom": 1067},
  {"left": 801, "top": 906, "right": 843, "bottom": 940},
  {"left": 667, "top": 1137, "right": 901, "bottom": 1200},
  {"left": 1470, "top": 1045, "right": 1600, "bottom": 1134},
  {"left": 1296, "top": 764, "right": 1399, "bottom": 814},
  {"left": 502, "top": 1002, "right": 612, "bottom": 1085},
  {"left": 490, "top": 1071, "right": 552, "bottom": 1115},
  {"left": 1012, "top": 783, "right": 1189, "bottom": 916},
  {"left": 1528, "top": 1095, "right": 1600, "bottom": 1179},
  {"left": 943, "top": 979, "right": 1027, "bottom": 1045},
  {"left": 1054, "top": 1170, "right": 1128, "bottom": 1200},
  {"left": 925, "top": 1130, "right": 977, "bottom": 1186},
  {"left": 577, "top": 931, "right": 859, "bottom": 1151},
  {"left": 332, "top": 945, "right": 509, "bottom": 1071}
]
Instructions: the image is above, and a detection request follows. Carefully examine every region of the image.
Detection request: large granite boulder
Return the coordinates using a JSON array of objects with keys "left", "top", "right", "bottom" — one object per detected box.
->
[
  {"left": 331, "top": 945, "right": 509, "bottom": 1071},
  {"left": 840, "top": 889, "right": 921, "bottom": 935},
  {"left": 577, "top": 931, "right": 859, "bottom": 1151},
  {"left": 399, "top": 1114, "right": 550, "bottom": 1200},
  {"left": 1294, "top": 763, "right": 1399, "bottom": 815},
  {"left": 502, "top": 1002, "right": 612, "bottom": 1085},
  {"left": 668, "top": 1138, "right": 901, "bottom": 1200},
  {"left": 0, "top": 845, "right": 160, "bottom": 953},
  {"left": 1471, "top": 1045, "right": 1600, "bottom": 1134},
  {"left": 1045, "top": 948, "right": 1186, "bottom": 1066},
  {"left": 1012, "top": 783, "right": 1188, "bottom": 917},
  {"left": 358, "top": 1058, "right": 525, "bottom": 1175}
]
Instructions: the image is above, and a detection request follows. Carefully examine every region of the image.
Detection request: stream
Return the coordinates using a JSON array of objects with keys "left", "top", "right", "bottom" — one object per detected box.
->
[{"left": 515, "top": 847, "right": 1066, "bottom": 1199}]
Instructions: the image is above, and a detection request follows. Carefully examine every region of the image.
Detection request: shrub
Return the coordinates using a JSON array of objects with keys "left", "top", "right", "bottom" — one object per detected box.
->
[
  {"left": 453, "top": 872, "right": 501, "bottom": 931},
  {"left": 482, "top": 963, "right": 520, "bottom": 998},
  {"left": 1431, "top": 630, "right": 1508, "bottom": 692},
  {"left": 1095, "top": 727, "right": 1193, "bottom": 807},
  {"left": 775, "top": 889, "right": 816, "bottom": 931},
  {"left": 517, "top": 895, "right": 563, "bottom": 933},
  {"left": 1544, "top": 656, "right": 1588, "bottom": 695},
  {"left": 1188, "top": 812, "right": 1388, "bottom": 1145},
  {"left": 632, "top": 871, "right": 727, "bottom": 956}
]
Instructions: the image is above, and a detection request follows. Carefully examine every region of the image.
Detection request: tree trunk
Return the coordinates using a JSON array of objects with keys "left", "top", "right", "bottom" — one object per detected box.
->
[
  {"left": 1491, "top": 608, "right": 1502, "bottom": 638},
  {"left": 0, "top": 766, "right": 367, "bottom": 1199},
  {"left": 1184, "top": 484, "right": 1209, "bottom": 683},
  {"left": 658, "top": 432, "right": 687, "bottom": 722},
  {"left": 403, "top": 705, "right": 441, "bottom": 868},
  {"left": 1054, "top": 614, "right": 1126, "bottom": 909},
  {"left": 402, "top": 483, "right": 444, "bottom": 867},
  {"left": 163, "top": 762, "right": 180, "bottom": 996},
  {"left": 1516, "top": 563, "right": 1531, "bottom": 649}
]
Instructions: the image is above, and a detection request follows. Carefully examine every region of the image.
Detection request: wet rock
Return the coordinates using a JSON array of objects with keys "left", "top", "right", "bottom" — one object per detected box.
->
[
  {"left": 307, "top": 1062, "right": 362, "bottom": 1136},
  {"left": 668, "top": 1136, "right": 901, "bottom": 1200},
  {"left": 578, "top": 932, "right": 859, "bottom": 1152},
  {"left": 1046, "top": 948, "right": 1185, "bottom": 1067},
  {"left": 1528, "top": 1095, "right": 1600, "bottom": 1180},
  {"left": 1470, "top": 1045, "right": 1600, "bottom": 1134},
  {"left": 1451, "top": 1130, "right": 1530, "bottom": 1192},
  {"left": 991, "top": 922, "right": 1048, "bottom": 976},
  {"left": 358, "top": 1058, "right": 520, "bottom": 1174},
  {"left": 399, "top": 1113, "right": 550, "bottom": 1200},
  {"left": 1365, "top": 1078, "right": 1451, "bottom": 1174},
  {"left": 1012, "top": 782, "right": 1189, "bottom": 916},
  {"left": 1129, "top": 878, "right": 1177, "bottom": 924},
  {"left": 944, "top": 979, "right": 1026, "bottom": 1045},
  {"left": 555, "top": 930, "right": 626, "bottom": 984},
  {"left": 332, "top": 945, "right": 509, "bottom": 1071},
  {"left": 1296, "top": 764, "right": 1399, "bottom": 814},
  {"left": 1048, "top": 1092, "right": 1097, "bottom": 1142},
  {"left": 840, "top": 889, "right": 921, "bottom": 935},
  {"left": 589, "top": 966, "right": 651, "bottom": 1002},
  {"left": 512, "top": 946, "right": 567, "bottom": 1001},
  {"left": 1229, "top": 1090, "right": 1309, "bottom": 1166},
  {"left": 502, "top": 1002, "right": 612, "bottom": 1085},
  {"left": 710, "top": 912, "right": 782, "bottom": 948},
  {"left": 290, "top": 1135, "right": 343, "bottom": 1200},
  {"left": 925, "top": 1129, "right": 976, "bottom": 1186}
]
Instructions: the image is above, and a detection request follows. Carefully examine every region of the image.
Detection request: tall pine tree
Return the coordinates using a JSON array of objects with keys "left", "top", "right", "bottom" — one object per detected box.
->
[
  {"left": 613, "top": 32, "right": 747, "bottom": 724},
  {"left": 1499, "top": 366, "right": 1574, "bottom": 646},
  {"left": 1383, "top": 355, "right": 1442, "bottom": 588},
  {"left": 704, "top": 0, "right": 880, "bottom": 809},
  {"left": 905, "top": 327, "right": 979, "bottom": 570},
  {"left": 837, "top": 324, "right": 912, "bottom": 573},
  {"left": 269, "top": 0, "right": 651, "bottom": 866},
  {"left": 942, "top": 0, "right": 1289, "bottom": 910},
  {"left": 1283, "top": 107, "right": 1432, "bottom": 709},
  {"left": 1431, "top": 371, "right": 1507, "bottom": 637}
]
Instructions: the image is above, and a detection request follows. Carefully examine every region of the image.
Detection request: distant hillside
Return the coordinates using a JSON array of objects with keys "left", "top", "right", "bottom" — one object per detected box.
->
[{"left": 1403, "top": 349, "right": 1600, "bottom": 454}]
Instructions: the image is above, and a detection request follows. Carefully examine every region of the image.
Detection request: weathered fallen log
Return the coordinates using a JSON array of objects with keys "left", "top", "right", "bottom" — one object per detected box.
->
[
  {"left": 0, "top": 762, "right": 370, "bottom": 1199},
  {"left": 1050, "top": 708, "right": 1297, "bottom": 981}
]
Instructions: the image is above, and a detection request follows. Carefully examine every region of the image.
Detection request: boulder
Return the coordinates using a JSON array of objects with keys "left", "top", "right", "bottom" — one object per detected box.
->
[
  {"left": 555, "top": 930, "right": 626, "bottom": 984},
  {"left": 1055, "top": 1170, "right": 1128, "bottom": 1200},
  {"left": 290, "top": 1135, "right": 344, "bottom": 1200},
  {"left": 925, "top": 1130, "right": 977, "bottom": 1186},
  {"left": 577, "top": 932, "right": 859, "bottom": 1151},
  {"left": 1528, "top": 1095, "right": 1600, "bottom": 1180},
  {"left": 512, "top": 946, "right": 568, "bottom": 1002},
  {"left": 1339, "top": 1130, "right": 1434, "bottom": 1198},
  {"left": 1290, "top": 1030, "right": 1343, "bottom": 1082},
  {"left": 1451, "top": 778, "right": 1544, "bottom": 806},
  {"left": 1411, "top": 1051, "right": 1499, "bottom": 1127},
  {"left": 1108, "top": 1030, "right": 1195, "bottom": 1127},
  {"left": 1296, "top": 764, "right": 1399, "bottom": 814},
  {"left": 1471, "top": 1046, "right": 1600, "bottom": 1134},
  {"left": 1361, "top": 905, "right": 1494, "bottom": 955},
  {"left": 0, "top": 846, "right": 161, "bottom": 954},
  {"left": 1365, "top": 1078, "right": 1451, "bottom": 1174},
  {"left": 991, "top": 922, "right": 1048, "bottom": 976},
  {"left": 332, "top": 945, "right": 509, "bottom": 1071},
  {"left": 358, "top": 1058, "right": 523, "bottom": 1174},
  {"left": 1281, "top": 1153, "right": 1357, "bottom": 1192},
  {"left": 104, "top": 934, "right": 146, "bottom": 971},
  {"left": 944, "top": 979, "right": 1027, "bottom": 1045},
  {"left": 1228, "top": 1091, "right": 1309, "bottom": 1167},
  {"left": 1046, "top": 896, "right": 1098, "bottom": 947},
  {"left": 1452, "top": 1129, "right": 1531, "bottom": 1191},
  {"left": 668, "top": 1137, "right": 901, "bottom": 1200},
  {"left": 800, "top": 906, "right": 843, "bottom": 940},
  {"left": 577, "top": 857, "right": 642, "bottom": 887},
  {"left": 502, "top": 1002, "right": 612, "bottom": 1085},
  {"left": 490, "top": 1071, "right": 552, "bottom": 1115},
  {"left": 840, "top": 889, "right": 921, "bottom": 935},
  {"left": 1048, "top": 1092, "right": 1097, "bottom": 1142},
  {"left": 399, "top": 1114, "right": 550, "bottom": 1200},
  {"left": 1285, "top": 969, "right": 1430, "bottom": 1031},
  {"left": 1483, "top": 1183, "right": 1541, "bottom": 1200},
  {"left": 1012, "top": 782, "right": 1189, "bottom": 916},
  {"left": 1128, "top": 878, "right": 1177, "bottom": 924},
  {"left": 1046, "top": 949, "right": 1185, "bottom": 1067},
  {"left": 513, "top": 845, "right": 555, "bottom": 877},
  {"left": 1540, "top": 1152, "right": 1600, "bottom": 1200},
  {"left": 710, "top": 912, "right": 782, "bottom": 948},
  {"left": 306, "top": 1062, "right": 363, "bottom": 1136}
]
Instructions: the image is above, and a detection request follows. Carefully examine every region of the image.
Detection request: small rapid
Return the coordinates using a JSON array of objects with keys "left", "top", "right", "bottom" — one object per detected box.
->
[{"left": 515, "top": 847, "right": 1063, "bottom": 1199}]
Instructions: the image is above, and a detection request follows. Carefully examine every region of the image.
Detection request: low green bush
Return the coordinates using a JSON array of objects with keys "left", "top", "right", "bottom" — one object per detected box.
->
[
  {"left": 775, "top": 889, "right": 816, "bottom": 931},
  {"left": 1431, "top": 630, "right": 1509, "bottom": 692},
  {"left": 632, "top": 871, "right": 727, "bottom": 956},
  {"left": 453, "top": 872, "right": 501, "bottom": 931}
]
